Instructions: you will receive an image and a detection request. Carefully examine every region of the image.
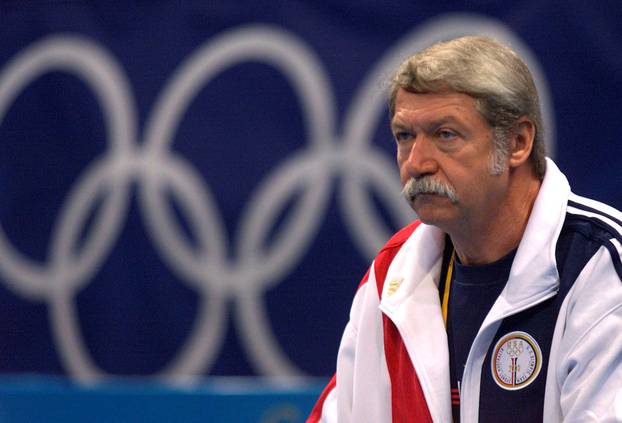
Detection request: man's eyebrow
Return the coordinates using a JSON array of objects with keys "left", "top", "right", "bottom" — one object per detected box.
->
[
  {"left": 390, "top": 121, "right": 411, "bottom": 133},
  {"left": 424, "top": 116, "right": 462, "bottom": 130},
  {"left": 391, "top": 115, "right": 463, "bottom": 133}
]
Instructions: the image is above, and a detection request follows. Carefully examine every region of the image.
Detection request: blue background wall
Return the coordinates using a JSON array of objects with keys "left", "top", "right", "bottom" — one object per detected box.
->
[{"left": 0, "top": 0, "right": 620, "bottom": 388}]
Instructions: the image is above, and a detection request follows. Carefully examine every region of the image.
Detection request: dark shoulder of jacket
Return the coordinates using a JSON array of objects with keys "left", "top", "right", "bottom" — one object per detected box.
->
[{"left": 556, "top": 209, "right": 622, "bottom": 291}]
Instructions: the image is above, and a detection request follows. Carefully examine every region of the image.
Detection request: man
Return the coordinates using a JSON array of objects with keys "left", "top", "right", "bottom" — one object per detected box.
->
[{"left": 308, "top": 36, "right": 622, "bottom": 422}]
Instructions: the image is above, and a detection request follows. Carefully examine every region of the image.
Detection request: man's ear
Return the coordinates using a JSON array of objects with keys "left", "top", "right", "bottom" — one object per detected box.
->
[{"left": 508, "top": 117, "right": 536, "bottom": 169}]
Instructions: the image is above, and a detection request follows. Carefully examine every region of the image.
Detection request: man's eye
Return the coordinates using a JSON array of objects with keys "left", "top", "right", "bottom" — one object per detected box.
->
[
  {"left": 438, "top": 129, "right": 457, "bottom": 141},
  {"left": 394, "top": 132, "right": 413, "bottom": 143}
]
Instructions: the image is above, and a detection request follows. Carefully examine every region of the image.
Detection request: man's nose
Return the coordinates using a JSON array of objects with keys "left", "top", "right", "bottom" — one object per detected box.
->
[{"left": 404, "top": 136, "right": 438, "bottom": 179}]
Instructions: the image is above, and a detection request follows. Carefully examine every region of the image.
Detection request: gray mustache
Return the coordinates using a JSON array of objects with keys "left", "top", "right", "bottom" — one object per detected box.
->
[{"left": 401, "top": 177, "right": 458, "bottom": 204}]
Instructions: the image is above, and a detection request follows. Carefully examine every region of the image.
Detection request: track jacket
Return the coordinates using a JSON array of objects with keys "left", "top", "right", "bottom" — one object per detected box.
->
[{"left": 308, "top": 159, "right": 622, "bottom": 422}]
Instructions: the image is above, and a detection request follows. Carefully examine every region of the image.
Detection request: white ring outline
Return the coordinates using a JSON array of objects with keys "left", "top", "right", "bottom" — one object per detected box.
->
[
  {"left": 140, "top": 26, "right": 336, "bottom": 378},
  {"left": 0, "top": 37, "right": 135, "bottom": 299},
  {"left": 0, "top": 36, "right": 138, "bottom": 380}
]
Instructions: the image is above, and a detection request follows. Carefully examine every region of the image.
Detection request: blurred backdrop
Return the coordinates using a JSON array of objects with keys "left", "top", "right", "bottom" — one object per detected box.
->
[{"left": 0, "top": 1, "right": 621, "bottom": 421}]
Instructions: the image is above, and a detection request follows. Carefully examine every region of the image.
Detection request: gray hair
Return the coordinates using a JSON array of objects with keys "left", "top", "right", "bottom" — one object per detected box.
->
[{"left": 389, "top": 36, "right": 546, "bottom": 179}]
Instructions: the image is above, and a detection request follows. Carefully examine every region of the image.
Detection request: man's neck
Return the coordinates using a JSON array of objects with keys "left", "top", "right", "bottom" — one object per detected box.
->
[{"left": 449, "top": 169, "right": 542, "bottom": 266}]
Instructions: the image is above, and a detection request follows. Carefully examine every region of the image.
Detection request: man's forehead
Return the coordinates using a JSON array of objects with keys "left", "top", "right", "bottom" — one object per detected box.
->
[
  {"left": 391, "top": 89, "right": 480, "bottom": 126},
  {"left": 394, "top": 89, "right": 477, "bottom": 109}
]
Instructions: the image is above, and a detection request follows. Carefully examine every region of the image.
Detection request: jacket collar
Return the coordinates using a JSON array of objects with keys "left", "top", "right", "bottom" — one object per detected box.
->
[{"left": 487, "top": 158, "right": 569, "bottom": 321}]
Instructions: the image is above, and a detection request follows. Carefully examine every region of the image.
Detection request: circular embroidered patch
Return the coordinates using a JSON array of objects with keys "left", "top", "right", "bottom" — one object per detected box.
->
[{"left": 491, "top": 331, "right": 542, "bottom": 391}]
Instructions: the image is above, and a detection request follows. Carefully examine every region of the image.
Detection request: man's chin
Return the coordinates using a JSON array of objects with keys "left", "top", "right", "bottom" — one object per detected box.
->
[
  {"left": 414, "top": 212, "right": 440, "bottom": 226},
  {"left": 414, "top": 212, "right": 453, "bottom": 230},
  {"left": 411, "top": 199, "right": 456, "bottom": 227}
]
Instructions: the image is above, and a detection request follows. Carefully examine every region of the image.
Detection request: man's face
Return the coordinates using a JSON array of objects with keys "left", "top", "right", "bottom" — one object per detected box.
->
[{"left": 391, "top": 89, "right": 508, "bottom": 230}]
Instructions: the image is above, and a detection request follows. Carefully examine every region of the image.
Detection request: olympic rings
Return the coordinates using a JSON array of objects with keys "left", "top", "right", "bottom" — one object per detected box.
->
[{"left": 0, "top": 15, "right": 555, "bottom": 381}]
